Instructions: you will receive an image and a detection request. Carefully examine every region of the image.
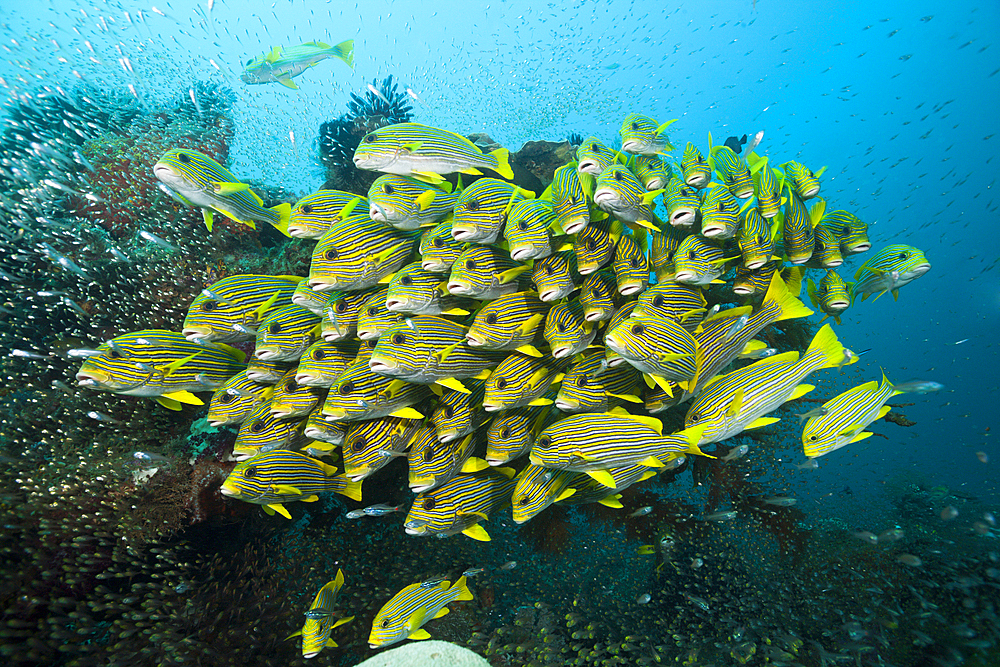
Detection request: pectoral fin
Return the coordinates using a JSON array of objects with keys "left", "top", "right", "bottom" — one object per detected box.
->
[
  {"left": 432, "top": 607, "right": 450, "bottom": 619},
  {"left": 436, "top": 377, "right": 470, "bottom": 393},
  {"left": 409, "top": 628, "right": 432, "bottom": 640},
  {"left": 413, "top": 190, "right": 436, "bottom": 211},
  {"left": 585, "top": 469, "right": 617, "bottom": 489},
  {"left": 745, "top": 416, "right": 780, "bottom": 430},
  {"left": 461, "top": 524, "right": 491, "bottom": 541},
  {"left": 599, "top": 494, "right": 624, "bottom": 508},
  {"left": 161, "top": 390, "right": 204, "bottom": 406},
  {"left": 276, "top": 76, "right": 299, "bottom": 90},
  {"left": 460, "top": 457, "right": 489, "bottom": 473},
  {"left": 266, "top": 503, "right": 292, "bottom": 519},
  {"left": 212, "top": 181, "right": 250, "bottom": 196},
  {"left": 390, "top": 407, "right": 425, "bottom": 419},
  {"left": 202, "top": 208, "right": 214, "bottom": 231},
  {"left": 554, "top": 488, "right": 577, "bottom": 502},
  {"left": 516, "top": 344, "right": 543, "bottom": 357}
]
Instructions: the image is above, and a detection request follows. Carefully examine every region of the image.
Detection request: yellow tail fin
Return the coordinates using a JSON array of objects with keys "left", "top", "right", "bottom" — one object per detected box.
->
[
  {"left": 764, "top": 270, "right": 813, "bottom": 322},
  {"left": 490, "top": 148, "right": 514, "bottom": 180},
  {"left": 451, "top": 575, "right": 474, "bottom": 601},
  {"left": 270, "top": 202, "right": 293, "bottom": 237},
  {"left": 331, "top": 39, "right": 355, "bottom": 69},
  {"left": 337, "top": 475, "right": 363, "bottom": 502},
  {"left": 805, "top": 323, "right": 851, "bottom": 370}
]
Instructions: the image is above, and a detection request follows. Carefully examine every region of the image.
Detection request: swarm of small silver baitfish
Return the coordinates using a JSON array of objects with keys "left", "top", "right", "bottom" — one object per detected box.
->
[{"left": 70, "top": 112, "right": 942, "bottom": 659}]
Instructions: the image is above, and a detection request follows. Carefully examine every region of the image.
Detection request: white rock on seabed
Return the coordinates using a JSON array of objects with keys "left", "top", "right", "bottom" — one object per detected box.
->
[{"left": 351, "top": 641, "right": 490, "bottom": 667}]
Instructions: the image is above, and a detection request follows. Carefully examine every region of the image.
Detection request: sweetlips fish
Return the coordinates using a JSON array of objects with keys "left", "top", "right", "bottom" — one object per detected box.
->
[
  {"left": 485, "top": 397, "right": 560, "bottom": 466},
  {"left": 369, "top": 316, "right": 505, "bottom": 392},
  {"left": 245, "top": 357, "right": 296, "bottom": 384},
  {"left": 601, "top": 302, "right": 636, "bottom": 368},
  {"left": 464, "top": 291, "right": 549, "bottom": 356},
  {"left": 747, "top": 156, "right": 782, "bottom": 219},
  {"left": 451, "top": 178, "right": 534, "bottom": 244},
  {"left": 619, "top": 113, "right": 677, "bottom": 155},
  {"left": 661, "top": 174, "right": 701, "bottom": 228},
  {"left": 630, "top": 281, "right": 707, "bottom": 328},
  {"left": 430, "top": 379, "right": 487, "bottom": 443},
  {"left": 419, "top": 219, "right": 465, "bottom": 272},
  {"left": 232, "top": 401, "right": 307, "bottom": 460},
  {"left": 183, "top": 274, "right": 301, "bottom": 343},
  {"left": 352, "top": 122, "right": 513, "bottom": 184},
  {"left": 342, "top": 417, "right": 422, "bottom": 481},
  {"left": 528, "top": 408, "right": 706, "bottom": 488},
  {"left": 680, "top": 142, "right": 712, "bottom": 189},
  {"left": 604, "top": 311, "right": 698, "bottom": 385},
  {"left": 75, "top": 330, "right": 245, "bottom": 411},
  {"left": 309, "top": 213, "right": 421, "bottom": 292},
  {"left": 241, "top": 39, "right": 354, "bottom": 89},
  {"left": 558, "top": 462, "right": 666, "bottom": 508},
  {"left": 321, "top": 354, "right": 429, "bottom": 422},
  {"left": 292, "top": 279, "right": 335, "bottom": 316},
  {"left": 446, "top": 245, "right": 531, "bottom": 300},
  {"left": 802, "top": 371, "right": 906, "bottom": 458},
  {"left": 736, "top": 207, "right": 775, "bottom": 270},
  {"left": 367, "top": 175, "right": 458, "bottom": 231},
  {"left": 850, "top": 244, "right": 930, "bottom": 302},
  {"left": 578, "top": 269, "right": 620, "bottom": 322},
  {"left": 303, "top": 410, "right": 348, "bottom": 447},
  {"left": 220, "top": 450, "right": 361, "bottom": 519},
  {"left": 698, "top": 184, "right": 741, "bottom": 240},
  {"left": 778, "top": 190, "right": 816, "bottom": 265},
  {"left": 672, "top": 234, "right": 732, "bottom": 286},
  {"left": 612, "top": 234, "right": 649, "bottom": 296},
  {"left": 253, "top": 304, "right": 322, "bottom": 362},
  {"left": 684, "top": 324, "right": 856, "bottom": 445},
  {"left": 504, "top": 199, "right": 564, "bottom": 261},
  {"left": 593, "top": 164, "right": 662, "bottom": 232},
  {"left": 549, "top": 162, "right": 592, "bottom": 234},
  {"left": 322, "top": 288, "right": 380, "bottom": 342},
  {"left": 650, "top": 227, "right": 687, "bottom": 282},
  {"left": 287, "top": 569, "right": 354, "bottom": 658},
  {"left": 288, "top": 190, "right": 365, "bottom": 239},
  {"left": 383, "top": 262, "right": 474, "bottom": 316},
  {"left": 403, "top": 467, "right": 517, "bottom": 541},
  {"left": 627, "top": 153, "right": 672, "bottom": 191},
  {"left": 574, "top": 217, "right": 620, "bottom": 275},
  {"left": 408, "top": 428, "right": 488, "bottom": 493},
  {"left": 294, "top": 339, "right": 359, "bottom": 387},
  {"left": 555, "top": 348, "right": 642, "bottom": 414},
  {"left": 153, "top": 149, "right": 291, "bottom": 235},
  {"left": 732, "top": 262, "right": 777, "bottom": 296},
  {"left": 532, "top": 252, "right": 579, "bottom": 303},
  {"left": 482, "top": 353, "right": 568, "bottom": 412},
  {"left": 356, "top": 289, "right": 402, "bottom": 340},
  {"left": 781, "top": 160, "right": 825, "bottom": 199},
  {"left": 543, "top": 298, "right": 597, "bottom": 359},
  {"left": 806, "top": 270, "right": 851, "bottom": 324},
  {"left": 817, "top": 210, "right": 870, "bottom": 255},
  {"left": 576, "top": 137, "right": 618, "bottom": 176},
  {"left": 511, "top": 465, "right": 581, "bottom": 524},
  {"left": 207, "top": 370, "right": 273, "bottom": 426},
  {"left": 367, "top": 576, "right": 473, "bottom": 648},
  {"left": 269, "top": 369, "right": 327, "bottom": 419},
  {"left": 709, "top": 144, "right": 756, "bottom": 199}
]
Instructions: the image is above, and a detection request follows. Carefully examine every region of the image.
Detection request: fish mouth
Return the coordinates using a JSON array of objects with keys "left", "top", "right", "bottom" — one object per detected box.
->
[
  {"left": 551, "top": 345, "right": 572, "bottom": 359},
  {"left": 369, "top": 205, "right": 387, "bottom": 222},
  {"left": 369, "top": 356, "right": 398, "bottom": 374},
  {"left": 576, "top": 265, "right": 597, "bottom": 276},
  {"left": 674, "top": 270, "right": 697, "bottom": 283},
  {"left": 743, "top": 257, "right": 767, "bottom": 270},
  {"left": 685, "top": 174, "right": 709, "bottom": 188},
  {"left": 554, "top": 399, "right": 578, "bottom": 411},
  {"left": 464, "top": 333, "right": 484, "bottom": 346},
  {"left": 822, "top": 258, "right": 844, "bottom": 268},
  {"left": 622, "top": 140, "right": 643, "bottom": 153},
  {"left": 219, "top": 484, "right": 238, "bottom": 497},
  {"left": 482, "top": 402, "right": 502, "bottom": 412},
  {"left": 385, "top": 299, "right": 407, "bottom": 312},
  {"left": 848, "top": 242, "right": 871, "bottom": 253},
  {"left": 800, "top": 186, "right": 820, "bottom": 198},
  {"left": 421, "top": 260, "right": 446, "bottom": 272},
  {"left": 294, "top": 373, "right": 322, "bottom": 386},
  {"left": 207, "top": 418, "right": 229, "bottom": 428},
  {"left": 403, "top": 527, "right": 425, "bottom": 536},
  {"left": 75, "top": 370, "right": 108, "bottom": 385},
  {"left": 827, "top": 299, "right": 850, "bottom": 310},
  {"left": 450, "top": 226, "right": 476, "bottom": 242},
  {"left": 182, "top": 326, "right": 212, "bottom": 340},
  {"left": 303, "top": 650, "right": 320, "bottom": 659},
  {"left": 287, "top": 226, "right": 313, "bottom": 239},
  {"left": 700, "top": 224, "right": 726, "bottom": 238},
  {"left": 732, "top": 285, "right": 755, "bottom": 296},
  {"left": 733, "top": 187, "right": 755, "bottom": 199},
  {"left": 577, "top": 161, "right": 601, "bottom": 175},
  {"left": 539, "top": 288, "right": 562, "bottom": 302},
  {"left": 645, "top": 178, "right": 665, "bottom": 191},
  {"left": 561, "top": 219, "right": 587, "bottom": 235},
  {"left": 409, "top": 481, "right": 434, "bottom": 493},
  {"left": 910, "top": 263, "right": 931, "bottom": 277},
  {"left": 509, "top": 245, "right": 536, "bottom": 262},
  {"left": 485, "top": 457, "right": 507, "bottom": 466},
  {"left": 670, "top": 211, "right": 696, "bottom": 227},
  {"left": 323, "top": 408, "right": 347, "bottom": 421},
  {"left": 618, "top": 283, "right": 643, "bottom": 296},
  {"left": 356, "top": 329, "right": 378, "bottom": 340},
  {"left": 788, "top": 255, "right": 811, "bottom": 265},
  {"left": 584, "top": 309, "right": 606, "bottom": 322},
  {"left": 447, "top": 281, "right": 471, "bottom": 295},
  {"left": 269, "top": 409, "right": 292, "bottom": 419},
  {"left": 152, "top": 163, "right": 174, "bottom": 181},
  {"left": 604, "top": 334, "right": 624, "bottom": 354},
  {"left": 436, "top": 432, "right": 458, "bottom": 443},
  {"left": 254, "top": 347, "right": 281, "bottom": 360},
  {"left": 592, "top": 190, "right": 617, "bottom": 207},
  {"left": 308, "top": 278, "right": 337, "bottom": 291}
]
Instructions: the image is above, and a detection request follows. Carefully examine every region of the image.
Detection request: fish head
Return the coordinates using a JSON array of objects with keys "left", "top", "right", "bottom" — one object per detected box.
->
[
  {"left": 403, "top": 489, "right": 458, "bottom": 536},
  {"left": 576, "top": 137, "right": 615, "bottom": 176},
  {"left": 245, "top": 358, "right": 295, "bottom": 384},
  {"left": 699, "top": 185, "right": 740, "bottom": 239},
  {"left": 269, "top": 370, "right": 325, "bottom": 419},
  {"left": 550, "top": 165, "right": 591, "bottom": 234},
  {"left": 343, "top": 417, "right": 415, "bottom": 480},
  {"left": 309, "top": 214, "right": 416, "bottom": 292},
  {"left": 289, "top": 191, "right": 365, "bottom": 238},
  {"left": 532, "top": 253, "right": 575, "bottom": 302},
  {"left": 419, "top": 221, "right": 462, "bottom": 271},
  {"left": 594, "top": 164, "right": 644, "bottom": 212},
  {"left": 673, "top": 235, "right": 724, "bottom": 285},
  {"left": 542, "top": 302, "right": 589, "bottom": 359},
  {"left": 554, "top": 367, "right": 603, "bottom": 413},
  {"left": 451, "top": 179, "right": 521, "bottom": 243},
  {"left": 351, "top": 126, "right": 403, "bottom": 171},
  {"left": 407, "top": 427, "right": 454, "bottom": 492},
  {"left": 482, "top": 356, "right": 537, "bottom": 412},
  {"left": 322, "top": 359, "right": 385, "bottom": 421},
  {"left": 207, "top": 378, "right": 266, "bottom": 427},
  {"left": 733, "top": 265, "right": 774, "bottom": 296},
  {"left": 234, "top": 404, "right": 294, "bottom": 460},
  {"left": 486, "top": 411, "right": 533, "bottom": 465},
  {"left": 579, "top": 271, "right": 617, "bottom": 321},
  {"left": 619, "top": 113, "right": 665, "bottom": 155},
  {"left": 612, "top": 236, "right": 648, "bottom": 296},
  {"left": 573, "top": 223, "right": 615, "bottom": 274},
  {"left": 664, "top": 176, "right": 700, "bottom": 227},
  {"left": 447, "top": 246, "right": 506, "bottom": 296},
  {"left": 296, "top": 341, "right": 353, "bottom": 386},
  {"left": 153, "top": 149, "right": 216, "bottom": 192},
  {"left": 512, "top": 465, "right": 572, "bottom": 524},
  {"left": 386, "top": 263, "right": 440, "bottom": 313},
  {"left": 253, "top": 305, "right": 319, "bottom": 362},
  {"left": 681, "top": 143, "right": 711, "bottom": 188},
  {"left": 369, "top": 318, "right": 444, "bottom": 377},
  {"left": 504, "top": 200, "right": 556, "bottom": 262},
  {"left": 222, "top": 450, "right": 300, "bottom": 500},
  {"left": 682, "top": 403, "right": 725, "bottom": 446},
  {"left": 785, "top": 161, "right": 821, "bottom": 199},
  {"left": 367, "top": 174, "right": 423, "bottom": 226}
]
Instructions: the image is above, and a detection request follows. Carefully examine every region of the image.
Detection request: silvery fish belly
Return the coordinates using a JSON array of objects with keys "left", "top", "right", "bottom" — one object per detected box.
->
[
  {"left": 549, "top": 163, "right": 591, "bottom": 235},
  {"left": 309, "top": 212, "right": 420, "bottom": 292},
  {"left": 404, "top": 468, "right": 517, "bottom": 539},
  {"left": 503, "top": 199, "right": 561, "bottom": 262},
  {"left": 367, "top": 175, "right": 458, "bottom": 231},
  {"left": 294, "top": 339, "right": 359, "bottom": 387},
  {"left": 419, "top": 219, "right": 465, "bottom": 272},
  {"left": 593, "top": 164, "right": 659, "bottom": 230},
  {"left": 532, "top": 252, "right": 578, "bottom": 303},
  {"left": 75, "top": 330, "right": 246, "bottom": 406}
]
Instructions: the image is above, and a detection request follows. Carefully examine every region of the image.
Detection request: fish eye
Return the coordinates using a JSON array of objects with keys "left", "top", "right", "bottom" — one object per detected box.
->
[
  {"left": 400, "top": 276, "right": 412, "bottom": 286},
  {"left": 485, "top": 313, "right": 497, "bottom": 325},
  {"left": 325, "top": 248, "right": 340, "bottom": 261},
  {"left": 570, "top": 196, "right": 579, "bottom": 205},
  {"left": 364, "top": 134, "right": 377, "bottom": 143},
  {"left": 614, "top": 170, "right": 623, "bottom": 181},
  {"left": 556, "top": 322, "right": 566, "bottom": 333},
  {"left": 367, "top": 307, "right": 377, "bottom": 316},
  {"left": 631, "top": 324, "right": 644, "bottom": 336},
  {"left": 422, "top": 447, "right": 434, "bottom": 462},
  {"left": 841, "top": 226, "right": 849, "bottom": 235},
  {"left": 536, "top": 436, "right": 550, "bottom": 448},
  {"left": 758, "top": 235, "right": 768, "bottom": 245},
  {"left": 250, "top": 420, "right": 265, "bottom": 433},
  {"left": 245, "top": 58, "right": 252, "bottom": 65},
  {"left": 424, "top": 497, "right": 436, "bottom": 510},
  {"left": 544, "top": 265, "right": 554, "bottom": 275},
  {"left": 631, "top": 122, "right": 639, "bottom": 131},
  {"left": 335, "top": 301, "right": 348, "bottom": 313},
  {"left": 383, "top": 183, "right": 394, "bottom": 194},
  {"left": 177, "top": 152, "right": 190, "bottom": 163},
  {"left": 500, "top": 427, "right": 510, "bottom": 438},
  {"left": 689, "top": 250, "right": 697, "bottom": 260},
  {"left": 380, "top": 619, "right": 390, "bottom": 628},
  {"left": 652, "top": 296, "right": 664, "bottom": 308},
  {"left": 586, "top": 240, "right": 597, "bottom": 251},
  {"left": 339, "top": 382, "right": 355, "bottom": 395},
  {"left": 809, "top": 435, "right": 817, "bottom": 441},
  {"left": 718, "top": 202, "right": 725, "bottom": 212},
  {"left": 590, "top": 143, "right": 599, "bottom": 151},
  {"left": 494, "top": 378, "right": 508, "bottom": 390},
  {"left": 432, "top": 237, "right": 445, "bottom": 248},
  {"left": 392, "top": 334, "right": 406, "bottom": 345},
  {"left": 300, "top": 204, "right": 313, "bottom": 215},
  {"left": 443, "top": 406, "right": 454, "bottom": 418},
  {"left": 285, "top": 380, "right": 298, "bottom": 392},
  {"left": 898, "top": 252, "right": 908, "bottom": 260},
  {"left": 201, "top": 300, "right": 217, "bottom": 312},
  {"left": 244, "top": 466, "right": 257, "bottom": 478},
  {"left": 630, "top": 257, "right": 641, "bottom": 269},
  {"left": 517, "top": 220, "right": 528, "bottom": 230},
  {"left": 270, "top": 322, "right": 282, "bottom": 333},
  {"left": 518, "top": 494, "right": 530, "bottom": 506},
  {"left": 466, "top": 199, "right": 480, "bottom": 212},
  {"left": 220, "top": 392, "right": 235, "bottom": 404},
  {"left": 313, "top": 349, "right": 326, "bottom": 360},
  {"left": 578, "top": 375, "right": 589, "bottom": 387},
  {"left": 109, "top": 349, "right": 121, "bottom": 359},
  {"left": 465, "top": 259, "right": 477, "bottom": 270},
  {"left": 681, "top": 189, "right": 690, "bottom": 197}
]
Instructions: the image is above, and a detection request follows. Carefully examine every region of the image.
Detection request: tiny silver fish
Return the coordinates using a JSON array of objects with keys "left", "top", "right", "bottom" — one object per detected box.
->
[
  {"left": 420, "top": 577, "right": 447, "bottom": 588},
  {"left": 893, "top": 380, "right": 943, "bottom": 394},
  {"left": 723, "top": 314, "right": 749, "bottom": 340},
  {"left": 133, "top": 451, "right": 170, "bottom": 465},
  {"left": 139, "top": 230, "right": 178, "bottom": 252},
  {"left": 700, "top": 510, "right": 737, "bottom": 521},
  {"left": 763, "top": 496, "right": 797, "bottom": 507},
  {"left": 345, "top": 509, "right": 367, "bottom": 519},
  {"left": 88, "top": 411, "right": 122, "bottom": 424},
  {"left": 720, "top": 444, "right": 748, "bottom": 462},
  {"left": 363, "top": 503, "right": 404, "bottom": 516},
  {"left": 499, "top": 560, "right": 518, "bottom": 571},
  {"left": 11, "top": 349, "right": 49, "bottom": 360},
  {"left": 795, "top": 406, "right": 828, "bottom": 423},
  {"left": 462, "top": 567, "right": 485, "bottom": 577},
  {"left": 51, "top": 380, "right": 74, "bottom": 395},
  {"left": 636, "top": 593, "right": 651, "bottom": 604},
  {"left": 628, "top": 506, "right": 654, "bottom": 517}
]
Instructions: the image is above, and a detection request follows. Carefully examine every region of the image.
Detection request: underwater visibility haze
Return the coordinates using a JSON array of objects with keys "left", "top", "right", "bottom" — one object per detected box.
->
[{"left": 0, "top": 0, "right": 997, "bottom": 665}]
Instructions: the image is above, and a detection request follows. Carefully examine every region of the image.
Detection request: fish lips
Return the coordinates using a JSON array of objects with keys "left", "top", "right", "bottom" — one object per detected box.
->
[
  {"left": 75, "top": 370, "right": 109, "bottom": 386},
  {"left": 554, "top": 399, "right": 579, "bottom": 411},
  {"left": 447, "top": 281, "right": 474, "bottom": 295},
  {"left": 592, "top": 189, "right": 619, "bottom": 208},
  {"left": 254, "top": 346, "right": 283, "bottom": 361},
  {"left": 368, "top": 355, "right": 399, "bottom": 375},
  {"left": 577, "top": 161, "right": 603, "bottom": 176}
]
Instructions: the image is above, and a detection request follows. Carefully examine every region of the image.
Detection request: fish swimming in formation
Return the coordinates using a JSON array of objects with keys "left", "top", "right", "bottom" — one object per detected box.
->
[
  {"left": 183, "top": 274, "right": 301, "bottom": 343},
  {"left": 288, "top": 190, "right": 365, "bottom": 239},
  {"left": 619, "top": 113, "right": 677, "bottom": 155},
  {"left": 404, "top": 467, "right": 517, "bottom": 541},
  {"left": 367, "top": 175, "right": 459, "bottom": 231},
  {"left": 241, "top": 39, "right": 354, "bottom": 89},
  {"left": 806, "top": 270, "right": 851, "bottom": 324},
  {"left": 153, "top": 149, "right": 291, "bottom": 235}
]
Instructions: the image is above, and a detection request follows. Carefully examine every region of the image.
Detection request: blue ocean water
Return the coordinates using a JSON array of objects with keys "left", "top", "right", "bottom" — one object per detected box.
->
[{"left": 0, "top": 1, "right": 997, "bottom": 666}]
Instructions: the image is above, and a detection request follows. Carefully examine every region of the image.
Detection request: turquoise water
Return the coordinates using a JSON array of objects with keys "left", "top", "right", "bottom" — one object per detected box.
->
[{"left": 0, "top": 1, "right": 997, "bottom": 665}]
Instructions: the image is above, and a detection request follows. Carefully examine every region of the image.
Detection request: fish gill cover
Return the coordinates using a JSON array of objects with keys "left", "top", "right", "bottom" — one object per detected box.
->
[{"left": 0, "top": 1, "right": 996, "bottom": 667}]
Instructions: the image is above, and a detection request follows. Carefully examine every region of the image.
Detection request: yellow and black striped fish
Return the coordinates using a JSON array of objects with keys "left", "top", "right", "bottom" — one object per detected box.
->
[
  {"left": 802, "top": 372, "right": 903, "bottom": 458},
  {"left": 631, "top": 281, "right": 707, "bottom": 330},
  {"left": 288, "top": 569, "right": 354, "bottom": 658},
  {"left": 612, "top": 234, "right": 649, "bottom": 296},
  {"left": 736, "top": 207, "right": 775, "bottom": 270},
  {"left": 367, "top": 576, "right": 473, "bottom": 649},
  {"left": 576, "top": 137, "right": 618, "bottom": 177},
  {"left": 543, "top": 298, "right": 597, "bottom": 360},
  {"left": 661, "top": 174, "right": 701, "bottom": 228},
  {"left": 709, "top": 145, "right": 755, "bottom": 199},
  {"left": 698, "top": 184, "right": 740, "bottom": 240},
  {"left": 511, "top": 464, "right": 580, "bottom": 524},
  {"left": 184, "top": 274, "right": 301, "bottom": 343},
  {"left": 549, "top": 162, "right": 592, "bottom": 235},
  {"left": 451, "top": 178, "right": 532, "bottom": 244},
  {"left": 447, "top": 245, "right": 530, "bottom": 300},
  {"left": 778, "top": 190, "right": 815, "bottom": 265},
  {"left": 806, "top": 270, "right": 851, "bottom": 324},
  {"left": 320, "top": 288, "right": 379, "bottom": 342},
  {"left": 680, "top": 142, "right": 711, "bottom": 189},
  {"left": 780, "top": 160, "right": 824, "bottom": 200},
  {"left": 578, "top": 269, "right": 620, "bottom": 323},
  {"left": 808, "top": 223, "right": 845, "bottom": 269},
  {"left": 403, "top": 468, "right": 517, "bottom": 541},
  {"left": 486, "top": 395, "right": 560, "bottom": 466},
  {"left": 555, "top": 348, "right": 642, "bottom": 414},
  {"left": 367, "top": 175, "right": 458, "bottom": 231},
  {"left": 672, "top": 234, "right": 731, "bottom": 286},
  {"left": 419, "top": 219, "right": 465, "bottom": 272},
  {"left": 733, "top": 262, "right": 777, "bottom": 296},
  {"left": 254, "top": 304, "right": 322, "bottom": 362},
  {"left": 504, "top": 199, "right": 562, "bottom": 261},
  {"left": 601, "top": 302, "right": 637, "bottom": 368},
  {"left": 482, "top": 353, "right": 568, "bottom": 412},
  {"left": 270, "top": 369, "right": 327, "bottom": 419},
  {"left": 817, "top": 210, "right": 870, "bottom": 255},
  {"left": 353, "top": 122, "right": 513, "bottom": 184},
  {"left": 574, "top": 217, "right": 620, "bottom": 275},
  {"left": 232, "top": 401, "right": 308, "bottom": 460},
  {"left": 408, "top": 428, "right": 488, "bottom": 493},
  {"left": 465, "top": 291, "right": 550, "bottom": 357},
  {"left": 322, "top": 353, "right": 429, "bottom": 422},
  {"left": 220, "top": 450, "right": 361, "bottom": 519},
  {"left": 304, "top": 408, "right": 348, "bottom": 447},
  {"left": 292, "top": 278, "right": 334, "bottom": 316},
  {"left": 355, "top": 288, "right": 401, "bottom": 341},
  {"left": 342, "top": 417, "right": 422, "bottom": 481},
  {"left": 246, "top": 357, "right": 297, "bottom": 385},
  {"left": 749, "top": 157, "right": 782, "bottom": 219},
  {"left": 532, "top": 251, "right": 579, "bottom": 303},
  {"left": 604, "top": 312, "right": 697, "bottom": 384},
  {"left": 153, "top": 148, "right": 291, "bottom": 235},
  {"left": 295, "top": 339, "right": 359, "bottom": 387},
  {"left": 289, "top": 190, "right": 365, "bottom": 239},
  {"left": 650, "top": 227, "right": 687, "bottom": 282},
  {"left": 384, "top": 262, "right": 474, "bottom": 316},
  {"left": 593, "top": 164, "right": 661, "bottom": 232},
  {"left": 627, "top": 153, "right": 672, "bottom": 191},
  {"left": 619, "top": 113, "right": 677, "bottom": 155},
  {"left": 207, "top": 370, "right": 273, "bottom": 426},
  {"left": 75, "top": 330, "right": 246, "bottom": 411},
  {"left": 430, "top": 379, "right": 487, "bottom": 443},
  {"left": 850, "top": 244, "right": 931, "bottom": 302},
  {"left": 309, "top": 212, "right": 420, "bottom": 292}
]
